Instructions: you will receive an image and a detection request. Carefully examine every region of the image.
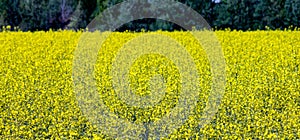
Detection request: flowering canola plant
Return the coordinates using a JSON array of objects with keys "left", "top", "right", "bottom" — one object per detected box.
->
[{"left": 0, "top": 30, "right": 299, "bottom": 139}]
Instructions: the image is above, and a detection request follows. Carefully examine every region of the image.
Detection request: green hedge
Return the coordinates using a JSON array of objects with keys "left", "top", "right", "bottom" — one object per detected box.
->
[{"left": 0, "top": 0, "right": 299, "bottom": 31}]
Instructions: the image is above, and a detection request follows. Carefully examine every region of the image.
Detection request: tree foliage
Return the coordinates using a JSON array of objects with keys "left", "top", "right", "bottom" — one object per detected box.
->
[{"left": 0, "top": 0, "right": 299, "bottom": 31}]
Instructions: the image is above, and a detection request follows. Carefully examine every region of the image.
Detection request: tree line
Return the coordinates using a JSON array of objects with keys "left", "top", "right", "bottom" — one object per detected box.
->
[{"left": 0, "top": 0, "right": 299, "bottom": 31}]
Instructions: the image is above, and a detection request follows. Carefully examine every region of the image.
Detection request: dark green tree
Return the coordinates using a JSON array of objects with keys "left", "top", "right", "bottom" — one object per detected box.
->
[
  {"left": 284, "top": 0, "right": 300, "bottom": 27},
  {"left": 0, "top": 0, "right": 299, "bottom": 31}
]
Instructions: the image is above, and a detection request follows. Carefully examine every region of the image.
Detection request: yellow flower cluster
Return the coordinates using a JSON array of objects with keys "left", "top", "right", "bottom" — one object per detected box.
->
[{"left": 0, "top": 30, "right": 299, "bottom": 139}]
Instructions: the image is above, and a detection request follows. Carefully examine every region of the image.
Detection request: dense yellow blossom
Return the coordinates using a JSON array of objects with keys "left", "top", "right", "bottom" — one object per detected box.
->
[{"left": 0, "top": 30, "right": 299, "bottom": 139}]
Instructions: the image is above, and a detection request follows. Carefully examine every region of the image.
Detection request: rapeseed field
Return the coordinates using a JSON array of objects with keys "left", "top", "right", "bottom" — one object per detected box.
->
[{"left": 0, "top": 30, "right": 299, "bottom": 139}]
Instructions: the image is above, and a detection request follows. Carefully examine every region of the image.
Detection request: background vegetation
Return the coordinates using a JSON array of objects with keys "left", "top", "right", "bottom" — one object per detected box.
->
[{"left": 0, "top": 0, "right": 300, "bottom": 31}]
